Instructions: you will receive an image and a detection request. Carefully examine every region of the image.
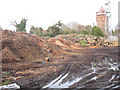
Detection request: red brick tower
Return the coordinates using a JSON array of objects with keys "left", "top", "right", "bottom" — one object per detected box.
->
[{"left": 96, "top": 7, "right": 108, "bottom": 33}]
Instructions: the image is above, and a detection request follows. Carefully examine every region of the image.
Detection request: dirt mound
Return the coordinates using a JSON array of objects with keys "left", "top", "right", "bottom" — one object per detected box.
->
[
  {"left": 1, "top": 30, "right": 116, "bottom": 63},
  {"left": 1, "top": 46, "right": 20, "bottom": 63},
  {"left": 2, "top": 30, "right": 15, "bottom": 39},
  {"left": 55, "top": 34, "right": 76, "bottom": 38},
  {"left": 1, "top": 30, "right": 49, "bottom": 63},
  {"left": 48, "top": 38, "right": 72, "bottom": 49}
]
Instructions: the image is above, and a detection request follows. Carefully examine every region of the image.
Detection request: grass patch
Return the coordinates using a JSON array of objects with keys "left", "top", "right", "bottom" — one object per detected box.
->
[
  {"left": 0, "top": 80, "right": 11, "bottom": 86},
  {"left": 74, "top": 35, "right": 79, "bottom": 38},
  {"left": 80, "top": 40, "right": 87, "bottom": 47}
]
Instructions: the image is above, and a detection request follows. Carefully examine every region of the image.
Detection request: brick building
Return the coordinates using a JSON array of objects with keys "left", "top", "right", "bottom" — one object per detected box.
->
[{"left": 96, "top": 7, "right": 108, "bottom": 33}]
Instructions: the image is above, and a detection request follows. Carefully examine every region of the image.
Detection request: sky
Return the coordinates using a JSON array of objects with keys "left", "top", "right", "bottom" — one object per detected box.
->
[{"left": 0, "top": 0, "right": 119, "bottom": 32}]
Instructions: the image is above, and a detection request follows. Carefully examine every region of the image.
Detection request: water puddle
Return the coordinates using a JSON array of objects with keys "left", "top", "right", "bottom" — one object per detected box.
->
[
  {"left": 109, "top": 75, "right": 116, "bottom": 82},
  {"left": 42, "top": 57, "right": 120, "bottom": 89},
  {"left": 42, "top": 73, "right": 69, "bottom": 88},
  {"left": 112, "top": 85, "right": 120, "bottom": 89}
]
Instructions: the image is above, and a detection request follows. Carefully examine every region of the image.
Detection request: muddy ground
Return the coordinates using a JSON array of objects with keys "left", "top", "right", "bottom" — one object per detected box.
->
[{"left": 2, "top": 46, "right": 120, "bottom": 89}]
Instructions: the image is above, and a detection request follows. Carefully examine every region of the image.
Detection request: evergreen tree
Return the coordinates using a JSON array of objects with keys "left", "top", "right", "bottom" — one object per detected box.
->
[
  {"left": 92, "top": 26, "right": 104, "bottom": 37},
  {"left": 15, "top": 18, "right": 27, "bottom": 32},
  {"left": 47, "top": 20, "right": 64, "bottom": 37},
  {"left": 30, "top": 26, "right": 43, "bottom": 36}
]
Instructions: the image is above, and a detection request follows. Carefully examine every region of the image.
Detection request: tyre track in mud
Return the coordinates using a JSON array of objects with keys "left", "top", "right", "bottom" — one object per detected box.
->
[
  {"left": 8, "top": 46, "right": 119, "bottom": 89},
  {"left": 42, "top": 46, "right": 119, "bottom": 89}
]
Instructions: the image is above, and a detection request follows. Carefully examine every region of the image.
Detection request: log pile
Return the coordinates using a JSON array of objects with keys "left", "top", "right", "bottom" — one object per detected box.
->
[{"left": 56, "top": 34, "right": 113, "bottom": 47}]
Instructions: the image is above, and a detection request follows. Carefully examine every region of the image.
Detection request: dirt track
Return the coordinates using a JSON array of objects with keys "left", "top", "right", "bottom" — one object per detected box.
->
[{"left": 2, "top": 46, "right": 120, "bottom": 89}]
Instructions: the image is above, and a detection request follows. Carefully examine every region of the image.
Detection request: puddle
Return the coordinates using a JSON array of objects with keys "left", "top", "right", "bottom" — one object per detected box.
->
[
  {"left": 42, "top": 73, "right": 69, "bottom": 88},
  {"left": 91, "top": 57, "right": 120, "bottom": 89},
  {"left": 56, "top": 77, "right": 83, "bottom": 88},
  {"left": 112, "top": 85, "right": 120, "bottom": 89},
  {"left": 42, "top": 57, "right": 120, "bottom": 89},
  {"left": 0, "top": 83, "right": 20, "bottom": 89},
  {"left": 108, "top": 62, "right": 119, "bottom": 71},
  {"left": 109, "top": 75, "right": 116, "bottom": 82}
]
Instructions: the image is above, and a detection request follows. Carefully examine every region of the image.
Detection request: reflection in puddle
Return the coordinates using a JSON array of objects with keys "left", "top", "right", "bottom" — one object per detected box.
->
[
  {"left": 42, "top": 57, "right": 119, "bottom": 89},
  {"left": 51, "top": 77, "right": 83, "bottom": 88},
  {"left": 91, "top": 57, "right": 120, "bottom": 89},
  {"left": 108, "top": 62, "right": 119, "bottom": 71},
  {"left": 42, "top": 73, "right": 69, "bottom": 88},
  {"left": 109, "top": 75, "right": 116, "bottom": 82},
  {"left": 112, "top": 85, "right": 120, "bottom": 89}
]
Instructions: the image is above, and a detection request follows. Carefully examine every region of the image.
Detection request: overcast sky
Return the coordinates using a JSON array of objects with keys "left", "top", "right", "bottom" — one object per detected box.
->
[{"left": 0, "top": 0, "right": 119, "bottom": 32}]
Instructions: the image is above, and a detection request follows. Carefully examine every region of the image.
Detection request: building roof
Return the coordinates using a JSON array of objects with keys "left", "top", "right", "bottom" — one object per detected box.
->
[
  {"left": 96, "top": 7, "right": 106, "bottom": 15},
  {"left": 99, "top": 7, "right": 105, "bottom": 13}
]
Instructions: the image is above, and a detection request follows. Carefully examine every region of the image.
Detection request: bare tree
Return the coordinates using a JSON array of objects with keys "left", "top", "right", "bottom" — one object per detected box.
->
[{"left": 67, "top": 21, "right": 79, "bottom": 31}]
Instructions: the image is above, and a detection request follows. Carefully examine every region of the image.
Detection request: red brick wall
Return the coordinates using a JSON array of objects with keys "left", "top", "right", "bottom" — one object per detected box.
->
[{"left": 96, "top": 13, "right": 106, "bottom": 32}]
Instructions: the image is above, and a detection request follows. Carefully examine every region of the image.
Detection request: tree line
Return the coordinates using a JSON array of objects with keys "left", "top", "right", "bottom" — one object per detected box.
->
[{"left": 13, "top": 18, "right": 110, "bottom": 37}]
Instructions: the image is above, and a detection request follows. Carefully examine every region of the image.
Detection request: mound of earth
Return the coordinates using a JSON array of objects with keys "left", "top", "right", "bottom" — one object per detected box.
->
[
  {"left": 1, "top": 30, "right": 49, "bottom": 63},
  {"left": 48, "top": 38, "right": 72, "bottom": 49}
]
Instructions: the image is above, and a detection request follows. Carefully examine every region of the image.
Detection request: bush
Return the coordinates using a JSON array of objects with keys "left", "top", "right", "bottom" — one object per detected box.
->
[
  {"left": 80, "top": 40, "right": 87, "bottom": 47},
  {"left": 71, "top": 30, "right": 76, "bottom": 34},
  {"left": 112, "top": 30, "right": 114, "bottom": 34},
  {"left": 65, "top": 31, "right": 70, "bottom": 35},
  {"left": 82, "top": 30, "right": 89, "bottom": 35},
  {"left": 92, "top": 26, "right": 104, "bottom": 37}
]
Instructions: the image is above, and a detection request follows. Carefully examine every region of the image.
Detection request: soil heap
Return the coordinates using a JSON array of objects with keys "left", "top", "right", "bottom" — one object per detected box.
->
[{"left": 1, "top": 30, "right": 49, "bottom": 63}]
